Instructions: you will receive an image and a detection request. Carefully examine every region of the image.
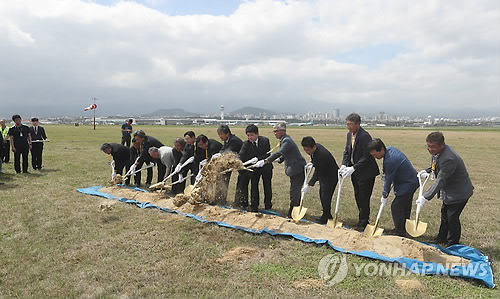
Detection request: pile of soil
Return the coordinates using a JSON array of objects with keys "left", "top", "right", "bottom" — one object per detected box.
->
[
  {"left": 99, "top": 185, "right": 470, "bottom": 267},
  {"left": 175, "top": 153, "right": 247, "bottom": 205}
]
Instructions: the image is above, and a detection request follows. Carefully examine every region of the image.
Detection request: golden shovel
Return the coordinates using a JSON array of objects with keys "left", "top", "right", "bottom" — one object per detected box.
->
[
  {"left": 405, "top": 173, "right": 430, "bottom": 237},
  {"left": 327, "top": 172, "right": 345, "bottom": 229},
  {"left": 364, "top": 201, "right": 386, "bottom": 237}
]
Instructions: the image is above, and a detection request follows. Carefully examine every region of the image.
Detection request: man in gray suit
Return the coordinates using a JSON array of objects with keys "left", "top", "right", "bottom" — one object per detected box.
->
[
  {"left": 255, "top": 122, "right": 306, "bottom": 218},
  {"left": 417, "top": 132, "right": 474, "bottom": 246}
]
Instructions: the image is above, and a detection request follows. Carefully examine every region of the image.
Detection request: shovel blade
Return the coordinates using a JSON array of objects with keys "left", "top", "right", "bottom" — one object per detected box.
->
[
  {"left": 291, "top": 206, "right": 307, "bottom": 222},
  {"left": 327, "top": 217, "right": 343, "bottom": 229},
  {"left": 364, "top": 224, "right": 384, "bottom": 237},
  {"left": 184, "top": 185, "right": 194, "bottom": 196},
  {"left": 405, "top": 219, "right": 428, "bottom": 237}
]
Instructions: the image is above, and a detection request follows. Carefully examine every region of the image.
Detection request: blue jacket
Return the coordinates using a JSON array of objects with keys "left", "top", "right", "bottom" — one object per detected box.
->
[{"left": 383, "top": 146, "right": 418, "bottom": 197}]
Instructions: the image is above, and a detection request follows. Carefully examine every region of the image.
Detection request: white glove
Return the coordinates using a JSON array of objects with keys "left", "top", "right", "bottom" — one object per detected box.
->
[
  {"left": 110, "top": 160, "right": 115, "bottom": 167},
  {"left": 129, "top": 164, "right": 137, "bottom": 173},
  {"left": 276, "top": 157, "right": 283, "bottom": 163},
  {"left": 199, "top": 159, "right": 208, "bottom": 167},
  {"left": 175, "top": 164, "right": 182, "bottom": 173},
  {"left": 380, "top": 197, "right": 388, "bottom": 206},
  {"left": 305, "top": 162, "right": 314, "bottom": 171},
  {"left": 418, "top": 170, "right": 429, "bottom": 178},
  {"left": 341, "top": 166, "right": 355, "bottom": 178},
  {"left": 301, "top": 185, "right": 310, "bottom": 193},
  {"left": 148, "top": 162, "right": 155, "bottom": 167},
  {"left": 178, "top": 174, "right": 184, "bottom": 182},
  {"left": 416, "top": 195, "right": 427, "bottom": 207},
  {"left": 254, "top": 160, "right": 266, "bottom": 168},
  {"left": 112, "top": 171, "right": 116, "bottom": 179},
  {"left": 339, "top": 165, "right": 347, "bottom": 172},
  {"left": 212, "top": 153, "right": 222, "bottom": 159},
  {"left": 244, "top": 157, "right": 258, "bottom": 166}
]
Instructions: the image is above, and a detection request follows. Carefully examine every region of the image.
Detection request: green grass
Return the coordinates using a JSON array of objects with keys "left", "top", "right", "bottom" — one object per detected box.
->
[{"left": 0, "top": 125, "right": 498, "bottom": 298}]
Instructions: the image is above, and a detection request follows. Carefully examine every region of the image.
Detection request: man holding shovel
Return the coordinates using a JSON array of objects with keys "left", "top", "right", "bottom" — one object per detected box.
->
[
  {"left": 214, "top": 125, "right": 243, "bottom": 205},
  {"left": 132, "top": 130, "right": 165, "bottom": 188},
  {"left": 368, "top": 138, "right": 418, "bottom": 237},
  {"left": 181, "top": 131, "right": 197, "bottom": 184},
  {"left": 101, "top": 143, "right": 131, "bottom": 184},
  {"left": 420, "top": 132, "right": 474, "bottom": 246},
  {"left": 301, "top": 136, "right": 339, "bottom": 224},
  {"left": 255, "top": 122, "right": 306, "bottom": 218},
  {"left": 237, "top": 124, "right": 273, "bottom": 212}
]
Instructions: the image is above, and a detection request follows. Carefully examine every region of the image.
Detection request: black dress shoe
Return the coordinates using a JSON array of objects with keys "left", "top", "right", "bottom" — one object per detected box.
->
[
  {"left": 264, "top": 205, "right": 272, "bottom": 210},
  {"left": 249, "top": 207, "right": 259, "bottom": 213}
]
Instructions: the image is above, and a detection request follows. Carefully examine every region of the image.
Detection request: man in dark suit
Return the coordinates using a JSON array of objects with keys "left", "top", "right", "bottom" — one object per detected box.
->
[
  {"left": 29, "top": 117, "right": 48, "bottom": 171},
  {"left": 256, "top": 122, "right": 306, "bottom": 218},
  {"left": 237, "top": 124, "right": 273, "bottom": 212},
  {"left": 340, "top": 113, "right": 380, "bottom": 230},
  {"left": 214, "top": 125, "right": 243, "bottom": 205},
  {"left": 301, "top": 136, "right": 339, "bottom": 224},
  {"left": 418, "top": 132, "right": 474, "bottom": 246},
  {"left": 131, "top": 130, "right": 165, "bottom": 187},
  {"left": 8, "top": 114, "right": 32, "bottom": 174},
  {"left": 101, "top": 143, "right": 131, "bottom": 184},
  {"left": 129, "top": 137, "right": 152, "bottom": 187}
]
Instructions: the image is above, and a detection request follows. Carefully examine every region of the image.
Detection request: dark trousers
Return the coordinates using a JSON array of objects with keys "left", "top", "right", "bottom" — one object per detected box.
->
[
  {"left": 121, "top": 135, "right": 131, "bottom": 147},
  {"left": 135, "top": 161, "right": 155, "bottom": 186},
  {"left": 2, "top": 141, "right": 9, "bottom": 162},
  {"left": 235, "top": 171, "right": 251, "bottom": 208},
  {"left": 351, "top": 174, "right": 376, "bottom": 225},
  {"left": 318, "top": 178, "right": 337, "bottom": 219},
  {"left": 251, "top": 167, "right": 273, "bottom": 210},
  {"left": 287, "top": 171, "right": 305, "bottom": 217},
  {"left": 115, "top": 160, "right": 130, "bottom": 185},
  {"left": 215, "top": 172, "right": 233, "bottom": 205},
  {"left": 14, "top": 147, "right": 29, "bottom": 173},
  {"left": 31, "top": 143, "right": 43, "bottom": 170},
  {"left": 437, "top": 200, "right": 469, "bottom": 245},
  {"left": 172, "top": 172, "right": 186, "bottom": 194},
  {"left": 391, "top": 189, "right": 416, "bottom": 236}
]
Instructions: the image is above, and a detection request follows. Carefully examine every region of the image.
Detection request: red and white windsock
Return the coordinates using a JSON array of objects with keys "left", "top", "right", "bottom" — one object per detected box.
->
[{"left": 84, "top": 103, "right": 97, "bottom": 111}]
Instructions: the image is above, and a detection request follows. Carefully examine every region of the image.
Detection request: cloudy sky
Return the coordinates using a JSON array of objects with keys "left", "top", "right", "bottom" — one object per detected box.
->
[{"left": 1, "top": 0, "right": 499, "bottom": 117}]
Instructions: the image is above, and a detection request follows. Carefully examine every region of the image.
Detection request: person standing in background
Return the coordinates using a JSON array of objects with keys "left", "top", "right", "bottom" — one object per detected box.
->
[
  {"left": 121, "top": 119, "right": 133, "bottom": 147},
  {"left": 29, "top": 117, "right": 48, "bottom": 171},
  {"left": 8, "top": 114, "right": 31, "bottom": 174}
]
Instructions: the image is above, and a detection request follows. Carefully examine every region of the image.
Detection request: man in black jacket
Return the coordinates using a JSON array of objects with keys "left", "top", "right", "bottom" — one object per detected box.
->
[
  {"left": 29, "top": 117, "right": 48, "bottom": 171},
  {"left": 194, "top": 134, "right": 223, "bottom": 168},
  {"left": 301, "top": 136, "right": 339, "bottom": 224},
  {"left": 101, "top": 142, "right": 131, "bottom": 184},
  {"left": 8, "top": 114, "right": 31, "bottom": 174},
  {"left": 214, "top": 125, "right": 242, "bottom": 205},
  {"left": 171, "top": 137, "right": 187, "bottom": 195},
  {"left": 131, "top": 130, "right": 165, "bottom": 187},
  {"left": 237, "top": 124, "right": 273, "bottom": 212},
  {"left": 340, "top": 113, "right": 380, "bottom": 229}
]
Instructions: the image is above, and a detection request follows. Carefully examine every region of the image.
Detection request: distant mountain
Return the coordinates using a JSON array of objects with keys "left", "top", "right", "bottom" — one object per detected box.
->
[
  {"left": 229, "top": 106, "right": 276, "bottom": 115},
  {"left": 143, "top": 108, "right": 200, "bottom": 117}
]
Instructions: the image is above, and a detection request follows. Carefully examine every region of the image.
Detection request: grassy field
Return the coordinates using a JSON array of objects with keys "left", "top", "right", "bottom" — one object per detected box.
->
[{"left": 0, "top": 125, "right": 498, "bottom": 299}]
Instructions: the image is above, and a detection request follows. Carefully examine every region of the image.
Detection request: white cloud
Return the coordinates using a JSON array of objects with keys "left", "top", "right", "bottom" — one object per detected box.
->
[{"left": 0, "top": 0, "right": 498, "bottom": 116}]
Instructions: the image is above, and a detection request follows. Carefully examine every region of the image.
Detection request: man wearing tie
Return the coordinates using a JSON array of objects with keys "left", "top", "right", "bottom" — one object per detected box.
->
[
  {"left": 339, "top": 113, "right": 380, "bottom": 230},
  {"left": 29, "top": 117, "right": 48, "bottom": 171},
  {"left": 237, "top": 124, "right": 273, "bottom": 212},
  {"left": 8, "top": 114, "right": 32, "bottom": 174},
  {"left": 215, "top": 125, "right": 243, "bottom": 205}
]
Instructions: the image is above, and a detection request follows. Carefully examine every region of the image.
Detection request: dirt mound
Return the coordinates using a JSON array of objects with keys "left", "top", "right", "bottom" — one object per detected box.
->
[
  {"left": 215, "top": 247, "right": 260, "bottom": 263},
  {"left": 99, "top": 186, "right": 470, "bottom": 267},
  {"left": 395, "top": 279, "right": 425, "bottom": 291},
  {"left": 291, "top": 279, "right": 324, "bottom": 289},
  {"left": 181, "top": 153, "right": 246, "bottom": 205}
]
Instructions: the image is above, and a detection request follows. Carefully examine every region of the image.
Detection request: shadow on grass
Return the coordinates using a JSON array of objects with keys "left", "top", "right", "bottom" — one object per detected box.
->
[{"left": 40, "top": 168, "right": 61, "bottom": 173}]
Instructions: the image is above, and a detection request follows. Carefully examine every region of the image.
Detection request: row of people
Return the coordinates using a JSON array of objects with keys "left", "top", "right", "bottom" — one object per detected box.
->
[
  {"left": 0, "top": 115, "right": 48, "bottom": 174},
  {"left": 103, "top": 112, "right": 473, "bottom": 245}
]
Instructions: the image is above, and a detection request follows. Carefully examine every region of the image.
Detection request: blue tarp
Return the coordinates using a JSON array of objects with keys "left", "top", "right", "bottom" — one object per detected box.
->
[{"left": 77, "top": 185, "right": 495, "bottom": 288}]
